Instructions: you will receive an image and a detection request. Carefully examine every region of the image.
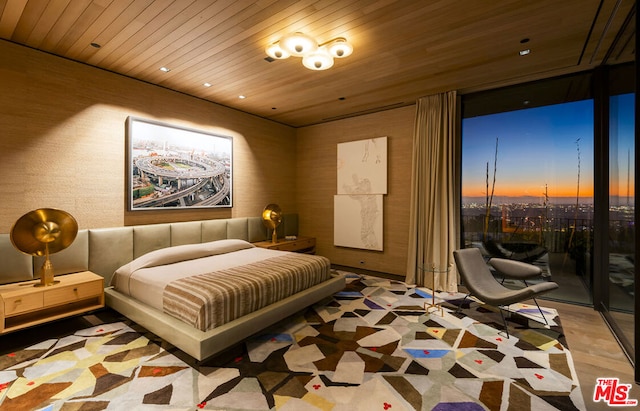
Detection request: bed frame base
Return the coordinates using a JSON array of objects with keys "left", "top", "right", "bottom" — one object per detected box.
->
[{"left": 105, "top": 273, "right": 345, "bottom": 361}]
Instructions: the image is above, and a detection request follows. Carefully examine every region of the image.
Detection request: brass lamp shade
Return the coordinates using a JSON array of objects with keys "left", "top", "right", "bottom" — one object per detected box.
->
[
  {"left": 261, "top": 204, "right": 282, "bottom": 243},
  {"left": 10, "top": 208, "right": 78, "bottom": 286}
]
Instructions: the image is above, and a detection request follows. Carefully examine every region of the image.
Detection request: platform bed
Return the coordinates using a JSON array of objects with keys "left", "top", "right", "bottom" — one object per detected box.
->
[
  {"left": 105, "top": 273, "right": 345, "bottom": 361},
  {"left": 0, "top": 214, "right": 346, "bottom": 362}
]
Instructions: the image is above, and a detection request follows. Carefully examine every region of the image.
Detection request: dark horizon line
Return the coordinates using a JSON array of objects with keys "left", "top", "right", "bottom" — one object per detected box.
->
[{"left": 462, "top": 195, "right": 605, "bottom": 205}]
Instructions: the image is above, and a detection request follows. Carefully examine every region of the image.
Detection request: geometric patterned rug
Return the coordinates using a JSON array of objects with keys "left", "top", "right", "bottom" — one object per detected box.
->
[{"left": 0, "top": 273, "right": 586, "bottom": 410}]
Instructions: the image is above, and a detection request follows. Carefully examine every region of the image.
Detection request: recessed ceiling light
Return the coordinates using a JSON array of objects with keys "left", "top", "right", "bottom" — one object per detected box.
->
[
  {"left": 203, "top": 82, "right": 212, "bottom": 87},
  {"left": 239, "top": 95, "right": 246, "bottom": 99},
  {"left": 519, "top": 49, "right": 531, "bottom": 56},
  {"left": 159, "top": 67, "right": 171, "bottom": 72},
  {"left": 90, "top": 42, "right": 101, "bottom": 48}
]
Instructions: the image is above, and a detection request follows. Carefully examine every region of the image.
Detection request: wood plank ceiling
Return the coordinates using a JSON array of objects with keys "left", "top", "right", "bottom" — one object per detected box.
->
[{"left": 0, "top": 0, "right": 635, "bottom": 127}]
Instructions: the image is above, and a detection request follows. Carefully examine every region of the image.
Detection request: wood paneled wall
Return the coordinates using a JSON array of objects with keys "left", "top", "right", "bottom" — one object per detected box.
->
[
  {"left": 296, "top": 106, "right": 415, "bottom": 276},
  {"left": 0, "top": 40, "right": 297, "bottom": 233},
  {"left": 0, "top": 40, "right": 415, "bottom": 276}
]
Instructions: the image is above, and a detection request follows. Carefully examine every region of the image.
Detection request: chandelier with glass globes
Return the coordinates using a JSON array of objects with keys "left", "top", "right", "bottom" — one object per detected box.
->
[{"left": 266, "top": 32, "right": 353, "bottom": 71}]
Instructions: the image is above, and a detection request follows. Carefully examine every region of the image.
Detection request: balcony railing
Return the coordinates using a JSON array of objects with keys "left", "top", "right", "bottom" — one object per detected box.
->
[{"left": 461, "top": 215, "right": 634, "bottom": 254}]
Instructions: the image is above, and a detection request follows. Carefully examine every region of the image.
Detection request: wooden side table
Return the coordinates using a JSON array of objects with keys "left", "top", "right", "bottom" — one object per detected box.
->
[
  {"left": 0, "top": 271, "right": 104, "bottom": 334},
  {"left": 253, "top": 236, "right": 316, "bottom": 254}
]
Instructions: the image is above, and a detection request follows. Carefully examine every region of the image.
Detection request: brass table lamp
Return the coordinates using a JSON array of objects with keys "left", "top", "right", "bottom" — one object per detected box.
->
[
  {"left": 261, "top": 204, "right": 282, "bottom": 243},
  {"left": 10, "top": 208, "right": 78, "bottom": 287}
]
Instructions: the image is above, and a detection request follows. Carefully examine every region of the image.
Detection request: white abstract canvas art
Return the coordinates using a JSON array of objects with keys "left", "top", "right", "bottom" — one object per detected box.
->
[
  {"left": 334, "top": 194, "right": 383, "bottom": 251},
  {"left": 337, "top": 137, "right": 387, "bottom": 195},
  {"left": 335, "top": 137, "right": 387, "bottom": 250}
]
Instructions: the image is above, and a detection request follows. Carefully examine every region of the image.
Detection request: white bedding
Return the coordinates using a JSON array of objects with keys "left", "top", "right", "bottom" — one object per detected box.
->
[{"left": 110, "top": 239, "right": 304, "bottom": 312}]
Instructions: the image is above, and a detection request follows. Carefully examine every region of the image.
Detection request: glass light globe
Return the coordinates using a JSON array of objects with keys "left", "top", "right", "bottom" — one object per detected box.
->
[
  {"left": 302, "top": 47, "right": 334, "bottom": 70},
  {"left": 328, "top": 38, "right": 353, "bottom": 58},
  {"left": 266, "top": 43, "right": 290, "bottom": 59},
  {"left": 280, "top": 32, "right": 318, "bottom": 57}
]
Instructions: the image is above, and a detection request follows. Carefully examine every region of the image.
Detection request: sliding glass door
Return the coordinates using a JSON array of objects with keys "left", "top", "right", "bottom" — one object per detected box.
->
[
  {"left": 605, "top": 65, "right": 635, "bottom": 364},
  {"left": 460, "top": 63, "right": 636, "bottom": 374},
  {"left": 461, "top": 73, "right": 595, "bottom": 306}
]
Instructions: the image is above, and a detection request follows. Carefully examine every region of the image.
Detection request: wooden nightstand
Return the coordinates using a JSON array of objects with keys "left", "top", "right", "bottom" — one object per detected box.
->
[
  {"left": 253, "top": 236, "right": 316, "bottom": 254},
  {"left": 0, "top": 271, "right": 104, "bottom": 334}
]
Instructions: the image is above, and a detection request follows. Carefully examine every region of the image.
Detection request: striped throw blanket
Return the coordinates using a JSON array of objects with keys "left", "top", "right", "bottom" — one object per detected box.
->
[{"left": 162, "top": 253, "right": 331, "bottom": 331}]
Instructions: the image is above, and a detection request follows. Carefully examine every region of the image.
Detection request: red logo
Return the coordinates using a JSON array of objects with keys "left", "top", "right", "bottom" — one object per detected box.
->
[{"left": 593, "top": 378, "right": 638, "bottom": 406}]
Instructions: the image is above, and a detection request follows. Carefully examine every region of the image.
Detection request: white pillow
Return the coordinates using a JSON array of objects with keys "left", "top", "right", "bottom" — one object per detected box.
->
[{"left": 114, "top": 239, "right": 254, "bottom": 278}]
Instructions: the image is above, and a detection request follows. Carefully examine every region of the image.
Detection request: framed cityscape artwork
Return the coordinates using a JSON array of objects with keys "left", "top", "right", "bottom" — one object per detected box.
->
[{"left": 126, "top": 117, "right": 233, "bottom": 210}]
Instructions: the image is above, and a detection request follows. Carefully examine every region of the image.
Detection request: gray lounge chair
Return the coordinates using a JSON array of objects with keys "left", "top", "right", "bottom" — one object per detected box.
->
[{"left": 453, "top": 248, "right": 559, "bottom": 338}]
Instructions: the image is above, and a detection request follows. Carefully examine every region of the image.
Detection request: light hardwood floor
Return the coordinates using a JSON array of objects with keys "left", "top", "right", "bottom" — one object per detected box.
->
[{"left": 541, "top": 299, "right": 636, "bottom": 410}]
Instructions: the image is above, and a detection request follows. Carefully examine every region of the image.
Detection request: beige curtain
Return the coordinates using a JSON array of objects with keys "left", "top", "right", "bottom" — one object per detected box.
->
[{"left": 405, "top": 91, "right": 459, "bottom": 292}]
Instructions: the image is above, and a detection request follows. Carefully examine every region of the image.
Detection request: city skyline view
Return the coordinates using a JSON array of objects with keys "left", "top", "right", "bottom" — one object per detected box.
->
[
  {"left": 462, "top": 94, "right": 635, "bottom": 205},
  {"left": 462, "top": 99, "right": 595, "bottom": 203},
  {"left": 462, "top": 94, "right": 634, "bottom": 204}
]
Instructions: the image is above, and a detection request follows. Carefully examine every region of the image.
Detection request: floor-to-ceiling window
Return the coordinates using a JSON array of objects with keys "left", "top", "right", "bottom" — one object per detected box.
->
[
  {"left": 608, "top": 91, "right": 635, "bottom": 357},
  {"left": 461, "top": 73, "right": 595, "bottom": 306},
  {"left": 604, "top": 64, "right": 635, "bottom": 364},
  {"left": 460, "top": 64, "right": 636, "bottom": 372}
]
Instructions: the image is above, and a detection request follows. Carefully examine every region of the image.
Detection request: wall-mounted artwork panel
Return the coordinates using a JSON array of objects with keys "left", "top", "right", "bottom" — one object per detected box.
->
[
  {"left": 335, "top": 136, "right": 387, "bottom": 250},
  {"left": 337, "top": 136, "right": 387, "bottom": 195},
  {"left": 127, "top": 117, "right": 232, "bottom": 210},
  {"left": 334, "top": 194, "right": 383, "bottom": 251}
]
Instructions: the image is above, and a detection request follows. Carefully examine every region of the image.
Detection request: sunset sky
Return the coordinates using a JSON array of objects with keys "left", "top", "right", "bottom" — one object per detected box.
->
[
  {"left": 610, "top": 93, "right": 636, "bottom": 198},
  {"left": 462, "top": 94, "right": 634, "bottom": 201}
]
